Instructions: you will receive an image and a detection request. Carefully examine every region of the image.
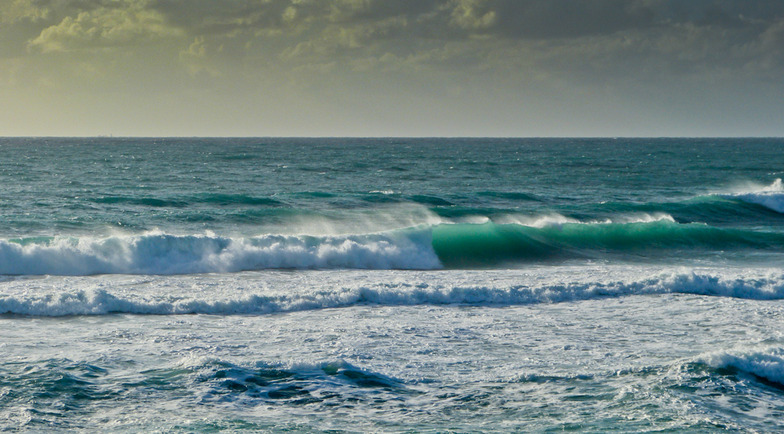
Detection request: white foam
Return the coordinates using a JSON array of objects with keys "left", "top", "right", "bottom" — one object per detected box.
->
[
  {"left": 699, "top": 347, "right": 784, "bottom": 385},
  {"left": 494, "top": 213, "right": 580, "bottom": 227},
  {"left": 2, "top": 267, "right": 783, "bottom": 316},
  {"left": 494, "top": 212, "right": 675, "bottom": 227},
  {"left": 0, "top": 230, "right": 442, "bottom": 276},
  {"left": 613, "top": 213, "right": 676, "bottom": 224}
]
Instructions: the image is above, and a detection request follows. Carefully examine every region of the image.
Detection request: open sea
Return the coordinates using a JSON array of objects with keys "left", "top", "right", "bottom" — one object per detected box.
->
[{"left": 2, "top": 137, "right": 784, "bottom": 432}]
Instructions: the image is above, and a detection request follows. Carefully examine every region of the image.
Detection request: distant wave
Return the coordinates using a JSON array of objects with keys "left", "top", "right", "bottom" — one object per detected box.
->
[
  {"left": 90, "top": 194, "right": 285, "bottom": 208},
  {"left": 566, "top": 179, "right": 784, "bottom": 228},
  {"left": 1, "top": 215, "right": 782, "bottom": 275},
  {"left": 2, "top": 269, "right": 784, "bottom": 316},
  {"left": 720, "top": 178, "right": 784, "bottom": 214}
]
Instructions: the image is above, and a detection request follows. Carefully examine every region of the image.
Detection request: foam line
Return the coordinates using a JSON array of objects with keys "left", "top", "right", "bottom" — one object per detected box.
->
[{"left": 2, "top": 270, "right": 784, "bottom": 316}]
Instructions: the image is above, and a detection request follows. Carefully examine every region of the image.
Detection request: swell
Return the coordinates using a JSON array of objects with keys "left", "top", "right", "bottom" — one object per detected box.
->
[
  {"left": 621, "top": 179, "right": 784, "bottom": 219},
  {"left": 596, "top": 196, "right": 783, "bottom": 226},
  {"left": 431, "top": 220, "right": 784, "bottom": 267},
  {"left": 90, "top": 194, "right": 285, "bottom": 208}
]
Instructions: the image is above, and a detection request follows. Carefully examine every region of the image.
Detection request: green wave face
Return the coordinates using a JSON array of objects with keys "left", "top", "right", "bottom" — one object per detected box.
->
[{"left": 431, "top": 221, "right": 784, "bottom": 267}]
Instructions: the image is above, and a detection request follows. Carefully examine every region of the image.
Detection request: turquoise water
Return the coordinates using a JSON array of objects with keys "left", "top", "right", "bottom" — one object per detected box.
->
[
  {"left": 1, "top": 137, "right": 783, "bottom": 272},
  {"left": 2, "top": 137, "right": 784, "bottom": 431}
]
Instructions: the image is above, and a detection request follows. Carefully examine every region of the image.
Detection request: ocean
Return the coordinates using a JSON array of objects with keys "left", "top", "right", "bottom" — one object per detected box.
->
[{"left": 2, "top": 137, "right": 784, "bottom": 431}]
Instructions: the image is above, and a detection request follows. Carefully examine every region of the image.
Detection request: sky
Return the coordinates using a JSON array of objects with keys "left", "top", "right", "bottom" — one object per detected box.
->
[{"left": 1, "top": 0, "right": 783, "bottom": 137}]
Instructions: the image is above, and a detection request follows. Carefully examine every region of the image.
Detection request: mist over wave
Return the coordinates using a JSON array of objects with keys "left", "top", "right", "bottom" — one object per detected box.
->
[
  {"left": 1, "top": 206, "right": 783, "bottom": 275},
  {"left": 0, "top": 230, "right": 440, "bottom": 275},
  {"left": 719, "top": 178, "right": 784, "bottom": 214}
]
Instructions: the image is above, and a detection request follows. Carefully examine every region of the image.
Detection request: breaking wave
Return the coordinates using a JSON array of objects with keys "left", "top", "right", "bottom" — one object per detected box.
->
[
  {"left": 720, "top": 178, "right": 784, "bottom": 214},
  {"left": 0, "top": 231, "right": 440, "bottom": 275},
  {"left": 2, "top": 269, "right": 784, "bottom": 316},
  {"left": 698, "top": 347, "right": 784, "bottom": 387},
  {"left": 1, "top": 214, "right": 783, "bottom": 275}
]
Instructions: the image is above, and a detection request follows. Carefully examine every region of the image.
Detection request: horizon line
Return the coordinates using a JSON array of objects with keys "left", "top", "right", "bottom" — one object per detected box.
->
[{"left": 2, "top": 135, "right": 784, "bottom": 139}]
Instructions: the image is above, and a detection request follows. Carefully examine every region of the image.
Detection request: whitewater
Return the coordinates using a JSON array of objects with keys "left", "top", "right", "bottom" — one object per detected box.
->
[{"left": 2, "top": 137, "right": 784, "bottom": 431}]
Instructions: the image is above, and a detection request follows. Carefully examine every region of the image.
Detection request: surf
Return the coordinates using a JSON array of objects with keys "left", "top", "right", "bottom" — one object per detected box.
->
[
  {"left": 1, "top": 214, "right": 783, "bottom": 275},
  {"left": 0, "top": 230, "right": 440, "bottom": 275},
  {"left": 2, "top": 267, "right": 784, "bottom": 316}
]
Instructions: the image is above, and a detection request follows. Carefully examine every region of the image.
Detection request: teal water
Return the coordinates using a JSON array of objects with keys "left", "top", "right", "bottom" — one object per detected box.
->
[
  {"left": 1, "top": 137, "right": 783, "bottom": 272},
  {"left": 1, "top": 138, "right": 781, "bottom": 232},
  {"left": 2, "top": 137, "right": 784, "bottom": 431}
]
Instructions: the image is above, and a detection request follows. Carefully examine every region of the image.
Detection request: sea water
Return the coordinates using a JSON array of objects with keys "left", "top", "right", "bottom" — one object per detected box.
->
[{"left": 2, "top": 137, "right": 784, "bottom": 431}]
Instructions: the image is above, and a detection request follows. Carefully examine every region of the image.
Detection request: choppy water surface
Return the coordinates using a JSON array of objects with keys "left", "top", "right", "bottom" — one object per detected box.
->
[{"left": 2, "top": 137, "right": 784, "bottom": 431}]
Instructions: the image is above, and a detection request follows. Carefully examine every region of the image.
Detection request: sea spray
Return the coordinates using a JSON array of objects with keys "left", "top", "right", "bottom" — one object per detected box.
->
[
  {"left": 721, "top": 178, "right": 784, "bottom": 214},
  {"left": 0, "top": 230, "right": 441, "bottom": 275},
  {"left": 2, "top": 217, "right": 783, "bottom": 275}
]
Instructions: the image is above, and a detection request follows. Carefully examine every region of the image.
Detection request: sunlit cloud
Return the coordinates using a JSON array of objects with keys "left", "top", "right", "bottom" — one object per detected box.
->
[{"left": 2, "top": 0, "right": 784, "bottom": 136}]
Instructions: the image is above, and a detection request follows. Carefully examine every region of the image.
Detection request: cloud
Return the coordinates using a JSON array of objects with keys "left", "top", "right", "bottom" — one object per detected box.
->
[
  {"left": 15, "top": 0, "right": 781, "bottom": 76},
  {"left": 1, "top": 0, "right": 50, "bottom": 24},
  {"left": 3, "top": 0, "right": 784, "bottom": 136},
  {"left": 28, "top": 0, "right": 183, "bottom": 53}
]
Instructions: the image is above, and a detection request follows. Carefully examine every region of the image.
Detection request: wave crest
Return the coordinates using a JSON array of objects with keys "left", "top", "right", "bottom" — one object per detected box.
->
[
  {"left": 1, "top": 216, "right": 782, "bottom": 275},
  {"left": 0, "top": 231, "right": 440, "bottom": 275},
  {"left": 698, "top": 348, "right": 784, "bottom": 386},
  {"left": 721, "top": 179, "right": 784, "bottom": 213},
  {"left": 2, "top": 269, "right": 784, "bottom": 316}
]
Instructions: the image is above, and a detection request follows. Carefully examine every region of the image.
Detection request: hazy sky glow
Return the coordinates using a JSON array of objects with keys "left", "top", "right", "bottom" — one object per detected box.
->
[{"left": 2, "top": 0, "right": 783, "bottom": 136}]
